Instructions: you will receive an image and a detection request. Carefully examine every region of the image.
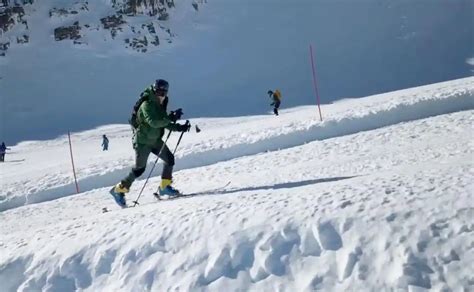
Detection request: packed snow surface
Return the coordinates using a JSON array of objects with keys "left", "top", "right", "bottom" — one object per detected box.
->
[{"left": 0, "top": 77, "right": 473, "bottom": 291}]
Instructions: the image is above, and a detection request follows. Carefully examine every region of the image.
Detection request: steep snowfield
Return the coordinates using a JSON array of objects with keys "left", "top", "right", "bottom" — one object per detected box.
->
[{"left": 0, "top": 77, "right": 473, "bottom": 291}]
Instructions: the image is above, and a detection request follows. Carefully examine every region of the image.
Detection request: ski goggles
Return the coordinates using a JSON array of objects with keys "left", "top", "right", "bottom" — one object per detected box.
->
[{"left": 155, "top": 89, "right": 168, "bottom": 97}]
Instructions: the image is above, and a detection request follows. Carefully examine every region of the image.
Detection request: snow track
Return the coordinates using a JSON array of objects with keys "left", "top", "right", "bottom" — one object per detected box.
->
[
  {"left": 0, "top": 78, "right": 473, "bottom": 291},
  {"left": 0, "top": 77, "right": 473, "bottom": 212}
]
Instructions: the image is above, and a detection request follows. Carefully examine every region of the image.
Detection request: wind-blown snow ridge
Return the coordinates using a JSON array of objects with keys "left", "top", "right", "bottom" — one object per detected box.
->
[
  {"left": 0, "top": 77, "right": 473, "bottom": 212},
  {"left": 180, "top": 85, "right": 473, "bottom": 168}
]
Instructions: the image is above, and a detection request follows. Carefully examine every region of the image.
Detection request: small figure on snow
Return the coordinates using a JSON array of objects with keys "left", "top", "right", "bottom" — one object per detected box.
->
[
  {"left": 267, "top": 89, "right": 282, "bottom": 116},
  {"left": 102, "top": 134, "right": 109, "bottom": 151},
  {"left": 110, "top": 79, "right": 191, "bottom": 207},
  {"left": 0, "top": 142, "right": 10, "bottom": 162}
]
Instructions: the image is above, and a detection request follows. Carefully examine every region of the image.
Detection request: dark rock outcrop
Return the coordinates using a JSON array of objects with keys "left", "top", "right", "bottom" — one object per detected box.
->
[
  {"left": 0, "top": 41, "right": 10, "bottom": 56},
  {"left": 54, "top": 21, "right": 81, "bottom": 41},
  {"left": 142, "top": 23, "right": 156, "bottom": 34},
  {"left": 1, "top": 0, "right": 204, "bottom": 56},
  {"left": 1, "top": 5, "right": 25, "bottom": 33},
  {"left": 150, "top": 35, "right": 159, "bottom": 46},
  {"left": 100, "top": 14, "right": 126, "bottom": 38},
  {"left": 16, "top": 34, "right": 28, "bottom": 44},
  {"left": 126, "top": 36, "right": 148, "bottom": 52},
  {"left": 100, "top": 14, "right": 126, "bottom": 30}
]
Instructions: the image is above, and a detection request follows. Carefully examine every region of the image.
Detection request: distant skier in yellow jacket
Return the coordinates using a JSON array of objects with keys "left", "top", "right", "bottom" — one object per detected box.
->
[{"left": 267, "top": 89, "right": 282, "bottom": 116}]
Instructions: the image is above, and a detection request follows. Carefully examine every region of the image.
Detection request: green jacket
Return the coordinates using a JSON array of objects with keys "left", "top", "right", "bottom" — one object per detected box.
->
[{"left": 134, "top": 87, "right": 180, "bottom": 146}]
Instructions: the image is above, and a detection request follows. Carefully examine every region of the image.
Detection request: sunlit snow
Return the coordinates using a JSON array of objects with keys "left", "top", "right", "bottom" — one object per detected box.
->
[{"left": 1, "top": 77, "right": 473, "bottom": 291}]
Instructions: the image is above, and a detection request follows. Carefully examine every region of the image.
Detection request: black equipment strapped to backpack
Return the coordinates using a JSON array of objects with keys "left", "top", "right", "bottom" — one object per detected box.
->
[{"left": 129, "top": 92, "right": 149, "bottom": 129}]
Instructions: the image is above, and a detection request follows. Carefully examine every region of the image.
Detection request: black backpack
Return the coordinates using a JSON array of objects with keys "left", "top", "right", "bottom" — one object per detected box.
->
[
  {"left": 129, "top": 91, "right": 149, "bottom": 129},
  {"left": 129, "top": 88, "right": 169, "bottom": 128}
]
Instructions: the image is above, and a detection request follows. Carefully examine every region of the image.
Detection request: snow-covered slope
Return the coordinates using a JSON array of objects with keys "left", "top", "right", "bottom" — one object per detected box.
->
[
  {"left": 1, "top": 77, "right": 473, "bottom": 212},
  {"left": 0, "top": 77, "right": 473, "bottom": 291}
]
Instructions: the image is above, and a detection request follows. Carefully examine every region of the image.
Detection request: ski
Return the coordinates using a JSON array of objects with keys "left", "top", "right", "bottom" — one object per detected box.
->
[
  {"left": 102, "top": 181, "right": 231, "bottom": 213},
  {"left": 153, "top": 181, "right": 231, "bottom": 201}
]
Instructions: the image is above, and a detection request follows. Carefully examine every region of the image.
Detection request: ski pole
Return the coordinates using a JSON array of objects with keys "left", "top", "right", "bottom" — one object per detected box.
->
[
  {"left": 172, "top": 120, "right": 190, "bottom": 155},
  {"left": 132, "top": 129, "right": 172, "bottom": 207}
]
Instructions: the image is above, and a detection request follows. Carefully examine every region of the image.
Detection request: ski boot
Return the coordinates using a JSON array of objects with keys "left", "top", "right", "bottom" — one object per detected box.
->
[
  {"left": 109, "top": 182, "right": 129, "bottom": 208},
  {"left": 155, "top": 179, "right": 181, "bottom": 199},
  {"left": 159, "top": 185, "right": 181, "bottom": 197}
]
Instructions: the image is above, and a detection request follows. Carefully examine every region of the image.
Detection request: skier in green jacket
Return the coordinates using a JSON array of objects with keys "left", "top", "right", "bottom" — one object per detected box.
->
[{"left": 110, "top": 79, "right": 190, "bottom": 207}]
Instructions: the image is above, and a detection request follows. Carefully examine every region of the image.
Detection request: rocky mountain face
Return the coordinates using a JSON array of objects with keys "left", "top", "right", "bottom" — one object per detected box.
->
[{"left": 0, "top": 0, "right": 204, "bottom": 56}]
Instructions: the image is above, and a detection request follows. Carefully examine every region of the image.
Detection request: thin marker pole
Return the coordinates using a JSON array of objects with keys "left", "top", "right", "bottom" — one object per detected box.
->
[
  {"left": 310, "top": 44, "right": 323, "bottom": 121},
  {"left": 68, "top": 131, "right": 80, "bottom": 193}
]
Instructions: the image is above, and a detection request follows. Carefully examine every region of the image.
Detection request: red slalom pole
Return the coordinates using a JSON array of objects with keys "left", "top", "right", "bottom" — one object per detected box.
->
[
  {"left": 68, "top": 131, "right": 80, "bottom": 193},
  {"left": 310, "top": 44, "right": 323, "bottom": 121}
]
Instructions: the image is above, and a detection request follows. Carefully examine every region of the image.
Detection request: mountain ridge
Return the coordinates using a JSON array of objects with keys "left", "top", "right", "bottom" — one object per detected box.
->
[{"left": 0, "top": 0, "right": 204, "bottom": 56}]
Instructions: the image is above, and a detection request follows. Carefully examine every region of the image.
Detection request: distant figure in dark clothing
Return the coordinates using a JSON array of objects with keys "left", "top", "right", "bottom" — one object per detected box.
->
[
  {"left": 267, "top": 89, "right": 282, "bottom": 116},
  {"left": 0, "top": 142, "right": 10, "bottom": 162},
  {"left": 102, "top": 135, "right": 109, "bottom": 151}
]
